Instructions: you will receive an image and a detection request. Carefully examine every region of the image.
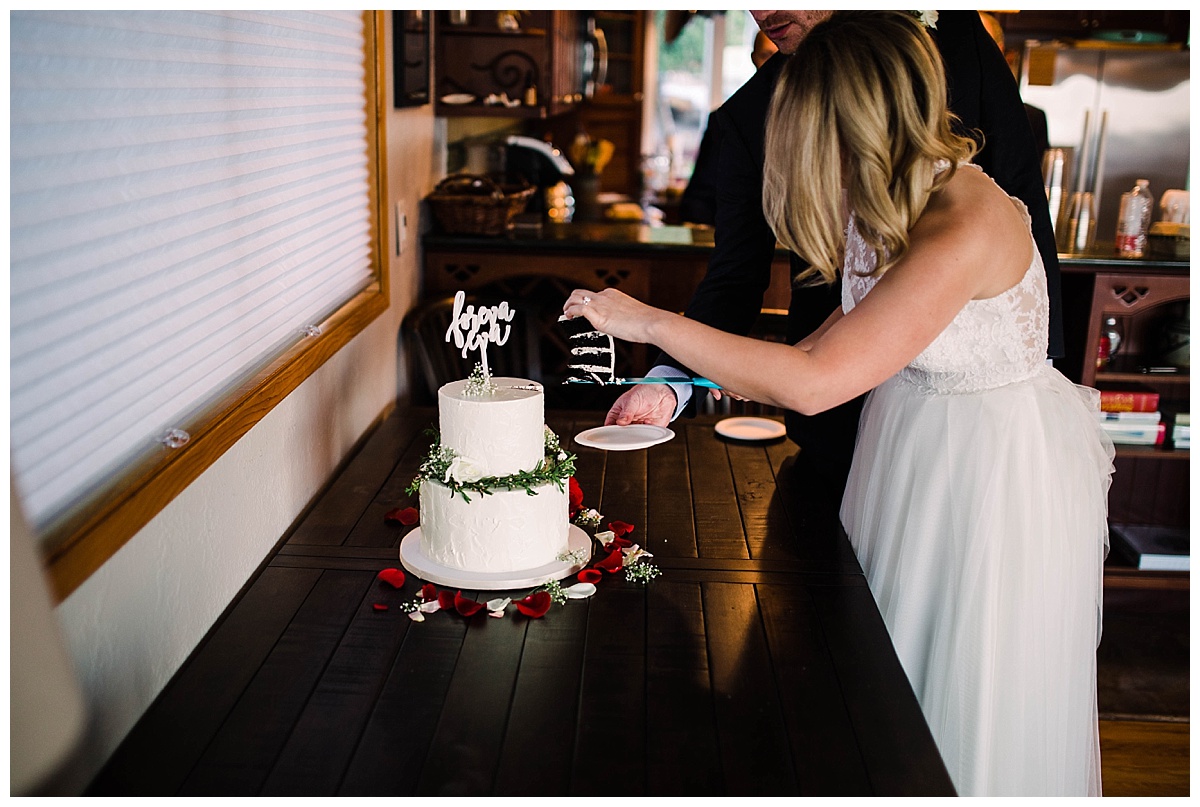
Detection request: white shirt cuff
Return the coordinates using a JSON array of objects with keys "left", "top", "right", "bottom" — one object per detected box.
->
[{"left": 650, "top": 364, "right": 693, "bottom": 421}]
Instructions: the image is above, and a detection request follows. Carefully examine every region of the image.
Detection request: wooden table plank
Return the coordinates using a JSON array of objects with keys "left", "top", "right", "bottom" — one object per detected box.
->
[
  {"left": 645, "top": 428, "right": 699, "bottom": 558},
  {"left": 258, "top": 575, "right": 416, "bottom": 795},
  {"left": 701, "top": 581, "right": 798, "bottom": 794},
  {"left": 685, "top": 423, "right": 751, "bottom": 559},
  {"left": 571, "top": 584, "right": 647, "bottom": 795},
  {"left": 337, "top": 593, "right": 469, "bottom": 795},
  {"left": 807, "top": 582, "right": 956, "bottom": 795},
  {"left": 343, "top": 424, "right": 434, "bottom": 549},
  {"left": 725, "top": 438, "right": 798, "bottom": 560},
  {"left": 644, "top": 580, "right": 723, "bottom": 794},
  {"left": 492, "top": 595, "right": 590, "bottom": 795},
  {"left": 178, "top": 569, "right": 374, "bottom": 795},
  {"left": 86, "top": 565, "right": 324, "bottom": 795},
  {"left": 595, "top": 440, "right": 648, "bottom": 534},
  {"left": 285, "top": 410, "right": 423, "bottom": 547},
  {"left": 757, "top": 582, "right": 873, "bottom": 794},
  {"left": 415, "top": 591, "right": 530, "bottom": 796}
]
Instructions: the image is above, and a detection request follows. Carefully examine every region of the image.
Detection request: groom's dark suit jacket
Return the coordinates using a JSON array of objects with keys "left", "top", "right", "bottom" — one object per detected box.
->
[{"left": 665, "top": 11, "right": 1061, "bottom": 484}]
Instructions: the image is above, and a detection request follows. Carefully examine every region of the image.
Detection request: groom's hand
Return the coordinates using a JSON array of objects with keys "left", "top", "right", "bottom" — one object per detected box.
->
[{"left": 604, "top": 385, "right": 676, "bottom": 427}]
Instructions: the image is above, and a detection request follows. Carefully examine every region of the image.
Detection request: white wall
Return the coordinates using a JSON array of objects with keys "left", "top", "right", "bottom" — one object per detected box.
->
[{"left": 44, "top": 14, "right": 436, "bottom": 794}]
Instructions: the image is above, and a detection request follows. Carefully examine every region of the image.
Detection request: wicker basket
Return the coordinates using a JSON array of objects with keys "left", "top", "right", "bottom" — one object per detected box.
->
[{"left": 427, "top": 174, "right": 535, "bottom": 236}]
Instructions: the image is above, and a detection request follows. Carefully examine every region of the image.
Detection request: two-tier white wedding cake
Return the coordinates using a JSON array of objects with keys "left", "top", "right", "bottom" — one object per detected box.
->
[{"left": 414, "top": 375, "right": 572, "bottom": 573}]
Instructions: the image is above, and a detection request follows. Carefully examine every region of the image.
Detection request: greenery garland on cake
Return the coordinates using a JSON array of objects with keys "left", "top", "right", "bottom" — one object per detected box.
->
[{"left": 406, "top": 425, "right": 576, "bottom": 503}]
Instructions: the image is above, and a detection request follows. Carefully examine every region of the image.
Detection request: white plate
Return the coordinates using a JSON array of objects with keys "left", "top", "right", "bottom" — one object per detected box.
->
[
  {"left": 399, "top": 525, "right": 591, "bottom": 590},
  {"left": 440, "top": 93, "right": 476, "bottom": 105},
  {"left": 714, "top": 416, "right": 787, "bottom": 442},
  {"left": 574, "top": 424, "right": 675, "bottom": 451}
]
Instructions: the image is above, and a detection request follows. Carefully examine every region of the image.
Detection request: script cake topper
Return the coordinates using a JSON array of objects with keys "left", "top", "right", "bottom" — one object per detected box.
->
[{"left": 443, "top": 290, "right": 514, "bottom": 380}]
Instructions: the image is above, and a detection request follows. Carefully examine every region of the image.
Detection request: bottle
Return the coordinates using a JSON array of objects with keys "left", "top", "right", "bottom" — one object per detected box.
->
[
  {"left": 1097, "top": 316, "right": 1123, "bottom": 369},
  {"left": 1104, "top": 316, "right": 1123, "bottom": 357},
  {"left": 1115, "top": 179, "right": 1154, "bottom": 258},
  {"left": 523, "top": 71, "right": 537, "bottom": 106}
]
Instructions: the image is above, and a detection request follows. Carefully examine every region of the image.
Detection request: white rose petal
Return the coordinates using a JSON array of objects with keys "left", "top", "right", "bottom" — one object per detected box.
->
[
  {"left": 487, "top": 597, "right": 512, "bottom": 612},
  {"left": 594, "top": 530, "right": 616, "bottom": 546},
  {"left": 564, "top": 582, "right": 597, "bottom": 599},
  {"left": 446, "top": 455, "right": 485, "bottom": 484},
  {"left": 419, "top": 600, "right": 441, "bottom": 614},
  {"left": 407, "top": 610, "right": 425, "bottom": 622},
  {"left": 622, "top": 544, "right": 653, "bottom": 565}
]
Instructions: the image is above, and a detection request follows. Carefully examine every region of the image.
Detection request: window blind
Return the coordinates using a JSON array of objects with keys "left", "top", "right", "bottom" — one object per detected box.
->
[{"left": 10, "top": 10, "right": 374, "bottom": 532}]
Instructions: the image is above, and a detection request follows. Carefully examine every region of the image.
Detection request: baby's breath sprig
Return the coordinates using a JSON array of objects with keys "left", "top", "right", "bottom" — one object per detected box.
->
[
  {"left": 625, "top": 559, "right": 661, "bottom": 584},
  {"left": 539, "top": 579, "right": 568, "bottom": 606},
  {"left": 463, "top": 362, "right": 497, "bottom": 396}
]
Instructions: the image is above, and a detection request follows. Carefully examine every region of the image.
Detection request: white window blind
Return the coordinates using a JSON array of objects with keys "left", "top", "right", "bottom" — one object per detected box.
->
[{"left": 10, "top": 10, "right": 374, "bottom": 532}]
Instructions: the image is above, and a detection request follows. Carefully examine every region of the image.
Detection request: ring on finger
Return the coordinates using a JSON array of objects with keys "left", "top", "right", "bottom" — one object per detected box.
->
[{"left": 583, "top": 295, "right": 592, "bottom": 306}]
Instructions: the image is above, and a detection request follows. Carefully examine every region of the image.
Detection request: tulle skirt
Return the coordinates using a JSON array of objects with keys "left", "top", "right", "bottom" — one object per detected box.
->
[{"left": 840, "top": 364, "right": 1114, "bottom": 796}]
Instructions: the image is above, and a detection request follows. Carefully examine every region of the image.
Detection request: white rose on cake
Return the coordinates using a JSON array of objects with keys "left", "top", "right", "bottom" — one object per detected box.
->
[{"left": 444, "top": 455, "right": 485, "bottom": 485}]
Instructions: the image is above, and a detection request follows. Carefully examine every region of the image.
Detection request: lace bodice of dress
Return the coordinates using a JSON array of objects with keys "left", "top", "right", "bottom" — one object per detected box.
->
[{"left": 840, "top": 166, "right": 1049, "bottom": 395}]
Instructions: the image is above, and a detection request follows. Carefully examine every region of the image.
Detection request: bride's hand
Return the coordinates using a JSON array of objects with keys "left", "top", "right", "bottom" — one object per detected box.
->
[{"left": 562, "top": 288, "right": 663, "bottom": 344}]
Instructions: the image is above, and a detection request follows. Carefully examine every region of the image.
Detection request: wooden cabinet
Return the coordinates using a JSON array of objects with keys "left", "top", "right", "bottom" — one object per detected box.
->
[
  {"left": 1001, "top": 10, "right": 1190, "bottom": 43},
  {"left": 1058, "top": 256, "right": 1189, "bottom": 589},
  {"left": 433, "top": 10, "right": 585, "bottom": 119},
  {"left": 547, "top": 11, "right": 646, "bottom": 197}
]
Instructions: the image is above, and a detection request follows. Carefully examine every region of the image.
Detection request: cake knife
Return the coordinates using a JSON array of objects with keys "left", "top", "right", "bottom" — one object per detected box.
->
[{"left": 563, "top": 371, "right": 721, "bottom": 389}]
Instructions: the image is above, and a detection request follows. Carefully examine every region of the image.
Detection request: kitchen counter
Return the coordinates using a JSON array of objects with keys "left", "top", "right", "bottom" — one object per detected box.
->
[{"left": 422, "top": 222, "right": 795, "bottom": 326}]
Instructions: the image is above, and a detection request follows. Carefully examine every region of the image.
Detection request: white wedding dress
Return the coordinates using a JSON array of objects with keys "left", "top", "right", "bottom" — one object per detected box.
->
[{"left": 838, "top": 166, "right": 1115, "bottom": 796}]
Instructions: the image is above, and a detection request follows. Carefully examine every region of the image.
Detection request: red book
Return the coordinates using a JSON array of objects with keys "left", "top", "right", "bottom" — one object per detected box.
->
[{"left": 1098, "top": 383, "right": 1161, "bottom": 413}]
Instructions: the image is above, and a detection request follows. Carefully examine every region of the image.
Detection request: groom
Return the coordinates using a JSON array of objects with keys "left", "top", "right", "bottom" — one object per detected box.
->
[{"left": 608, "top": 10, "right": 1060, "bottom": 488}]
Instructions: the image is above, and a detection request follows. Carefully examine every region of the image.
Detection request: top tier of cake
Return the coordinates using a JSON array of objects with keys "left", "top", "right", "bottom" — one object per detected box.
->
[{"left": 438, "top": 377, "right": 545, "bottom": 478}]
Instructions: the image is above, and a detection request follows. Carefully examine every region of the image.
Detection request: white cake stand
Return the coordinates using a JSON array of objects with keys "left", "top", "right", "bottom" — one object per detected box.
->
[{"left": 399, "top": 524, "right": 592, "bottom": 590}]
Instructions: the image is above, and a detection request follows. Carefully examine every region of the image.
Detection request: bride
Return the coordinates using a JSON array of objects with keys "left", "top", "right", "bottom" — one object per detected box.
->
[{"left": 562, "top": 11, "right": 1113, "bottom": 797}]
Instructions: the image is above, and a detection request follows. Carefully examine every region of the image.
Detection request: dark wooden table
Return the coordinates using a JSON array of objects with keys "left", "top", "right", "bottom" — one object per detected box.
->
[{"left": 89, "top": 408, "right": 955, "bottom": 796}]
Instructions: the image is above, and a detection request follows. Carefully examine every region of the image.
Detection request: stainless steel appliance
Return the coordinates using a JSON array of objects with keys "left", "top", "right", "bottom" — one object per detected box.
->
[{"left": 1019, "top": 42, "right": 1190, "bottom": 242}]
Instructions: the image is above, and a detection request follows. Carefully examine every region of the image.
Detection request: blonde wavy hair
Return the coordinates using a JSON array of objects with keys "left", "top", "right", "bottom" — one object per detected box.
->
[{"left": 762, "top": 11, "right": 979, "bottom": 285}]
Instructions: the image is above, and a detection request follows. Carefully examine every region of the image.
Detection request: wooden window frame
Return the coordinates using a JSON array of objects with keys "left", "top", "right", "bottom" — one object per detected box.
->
[{"left": 41, "top": 11, "right": 391, "bottom": 603}]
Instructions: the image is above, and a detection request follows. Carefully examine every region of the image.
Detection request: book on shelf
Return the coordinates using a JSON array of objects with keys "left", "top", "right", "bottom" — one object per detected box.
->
[
  {"left": 1100, "top": 421, "right": 1166, "bottom": 446},
  {"left": 1097, "top": 382, "right": 1160, "bottom": 413},
  {"left": 1096, "top": 410, "right": 1161, "bottom": 424},
  {"left": 1172, "top": 412, "right": 1189, "bottom": 449},
  {"left": 1109, "top": 523, "right": 1189, "bottom": 571}
]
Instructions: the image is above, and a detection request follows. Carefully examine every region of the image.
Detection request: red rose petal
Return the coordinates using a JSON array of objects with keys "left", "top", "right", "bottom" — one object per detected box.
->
[
  {"left": 612, "top": 536, "right": 634, "bottom": 549},
  {"left": 376, "top": 568, "right": 406, "bottom": 588},
  {"left": 595, "top": 548, "right": 624, "bottom": 574},
  {"left": 515, "top": 590, "right": 553, "bottom": 618},
  {"left": 385, "top": 506, "right": 419, "bottom": 526},
  {"left": 437, "top": 590, "right": 456, "bottom": 610},
  {"left": 373, "top": 603, "right": 389, "bottom": 612},
  {"left": 608, "top": 520, "right": 635, "bottom": 537},
  {"left": 577, "top": 568, "right": 603, "bottom": 585},
  {"left": 454, "top": 591, "right": 485, "bottom": 617},
  {"left": 421, "top": 583, "right": 440, "bottom": 602},
  {"left": 568, "top": 477, "right": 584, "bottom": 514}
]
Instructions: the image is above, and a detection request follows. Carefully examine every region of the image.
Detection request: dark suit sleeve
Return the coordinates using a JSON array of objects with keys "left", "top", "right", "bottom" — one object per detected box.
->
[
  {"left": 936, "top": 11, "right": 1064, "bottom": 357},
  {"left": 679, "top": 115, "right": 720, "bottom": 225}
]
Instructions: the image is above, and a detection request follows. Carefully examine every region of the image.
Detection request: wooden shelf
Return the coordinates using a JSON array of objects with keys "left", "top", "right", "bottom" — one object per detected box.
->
[
  {"left": 1104, "top": 564, "right": 1189, "bottom": 591},
  {"left": 1112, "top": 445, "right": 1188, "bottom": 460}
]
